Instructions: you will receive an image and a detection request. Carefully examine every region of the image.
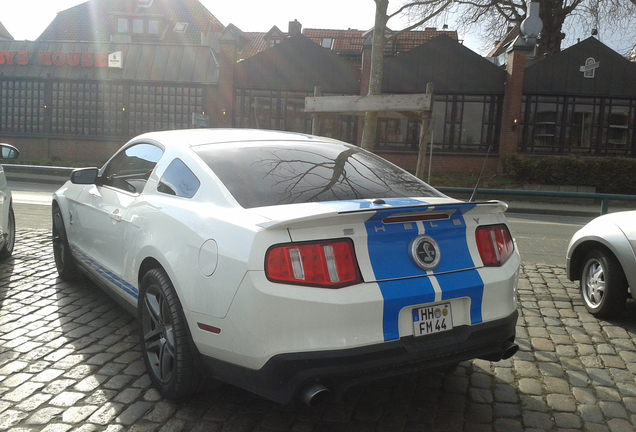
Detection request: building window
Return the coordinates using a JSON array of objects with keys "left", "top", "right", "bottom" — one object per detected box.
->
[
  {"left": 564, "top": 97, "right": 597, "bottom": 151},
  {"left": 0, "top": 80, "right": 205, "bottom": 138},
  {"left": 268, "top": 38, "right": 281, "bottom": 47},
  {"left": 0, "top": 80, "right": 45, "bottom": 134},
  {"left": 233, "top": 89, "right": 356, "bottom": 143},
  {"left": 605, "top": 100, "right": 630, "bottom": 151},
  {"left": 174, "top": 22, "right": 188, "bottom": 33},
  {"left": 117, "top": 18, "right": 128, "bottom": 33},
  {"left": 128, "top": 85, "right": 203, "bottom": 135},
  {"left": 533, "top": 96, "right": 561, "bottom": 152},
  {"left": 520, "top": 95, "right": 635, "bottom": 156},
  {"left": 321, "top": 38, "right": 334, "bottom": 49},
  {"left": 133, "top": 19, "right": 144, "bottom": 34},
  {"left": 51, "top": 82, "right": 106, "bottom": 136},
  {"left": 148, "top": 20, "right": 159, "bottom": 35},
  {"left": 375, "top": 95, "right": 500, "bottom": 153}
]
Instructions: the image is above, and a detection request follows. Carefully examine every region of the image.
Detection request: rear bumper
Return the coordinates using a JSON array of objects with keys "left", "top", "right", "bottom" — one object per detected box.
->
[{"left": 200, "top": 309, "right": 518, "bottom": 404}]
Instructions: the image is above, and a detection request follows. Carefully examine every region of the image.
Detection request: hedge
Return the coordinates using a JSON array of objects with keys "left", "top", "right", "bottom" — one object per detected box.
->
[{"left": 501, "top": 155, "right": 636, "bottom": 195}]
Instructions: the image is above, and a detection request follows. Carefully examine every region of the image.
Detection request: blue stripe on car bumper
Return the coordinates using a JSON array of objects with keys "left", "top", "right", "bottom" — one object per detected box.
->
[
  {"left": 377, "top": 269, "right": 484, "bottom": 341},
  {"left": 361, "top": 205, "right": 484, "bottom": 341}
]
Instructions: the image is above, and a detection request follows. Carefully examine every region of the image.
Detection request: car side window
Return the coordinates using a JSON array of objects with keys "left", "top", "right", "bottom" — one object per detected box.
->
[
  {"left": 157, "top": 158, "right": 200, "bottom": 198},
  {"left": 101, "top": 143, "right": 163, "bottom": 194}
]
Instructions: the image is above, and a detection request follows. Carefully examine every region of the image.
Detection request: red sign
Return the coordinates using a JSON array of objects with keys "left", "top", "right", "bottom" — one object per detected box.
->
[
  {"left": 0, "top": 51, "right": 109, "bottom": 67},
  {"left": 0, "top": 51, "right": 29, "bottom": 65}
]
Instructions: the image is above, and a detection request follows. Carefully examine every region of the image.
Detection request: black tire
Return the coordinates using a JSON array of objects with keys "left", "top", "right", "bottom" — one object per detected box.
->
[
  {"left": 52, "top": 205, "right": 80, "bottom": 280},
  {"left": 0, "top": 206, "right": 15, "bottom": 260},
  {"left": 139, "top": 268, "right": 204, "bottom": 399},
  {"left": 580, "top": 249, "right": 628, "bottom": 318}
]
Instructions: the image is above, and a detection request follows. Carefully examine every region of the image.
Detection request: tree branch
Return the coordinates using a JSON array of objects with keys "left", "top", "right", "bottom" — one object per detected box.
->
[{"left": 387, "top": 0, "right": 453, "bottom": 40}]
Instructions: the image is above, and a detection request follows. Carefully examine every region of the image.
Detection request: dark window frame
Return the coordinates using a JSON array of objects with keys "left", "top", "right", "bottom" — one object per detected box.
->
[
  {"left": 375, "top": 94, "right": 501, "bottom": 154},
  {"left": 519, "top": 95, "right": 636, "bottom": 157},
  {"left": 233, "top": 88, "right": 357, "bottom": 143}
]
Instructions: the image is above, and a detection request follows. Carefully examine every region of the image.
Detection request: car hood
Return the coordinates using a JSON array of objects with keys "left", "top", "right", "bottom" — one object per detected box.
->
[
  {"left": 581, "top": 210, "right": 636, "bottom": 241},
  {"left": 595, "top": 210, "right": 636, "bottom": 241},
  {"left": 576, "top": 210, "right": 636, "bottom": 253}
]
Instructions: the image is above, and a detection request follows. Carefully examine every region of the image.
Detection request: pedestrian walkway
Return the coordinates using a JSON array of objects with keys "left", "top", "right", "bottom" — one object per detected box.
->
[{"left": 1, "top": 230, "right": 636, "bottom": 431}]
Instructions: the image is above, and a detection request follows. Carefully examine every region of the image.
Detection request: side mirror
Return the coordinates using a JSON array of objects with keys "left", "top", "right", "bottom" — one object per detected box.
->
[
  {"left": 0, "top": 143, "right": 19, "bottom": 160},
  {"left": 70, "top": 167, "right": 99, "bottom": 185}
]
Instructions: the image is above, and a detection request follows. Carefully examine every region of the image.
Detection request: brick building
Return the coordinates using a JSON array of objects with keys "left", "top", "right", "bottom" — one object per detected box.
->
[{"left": 1, "top": 0, "right": 635, "bottom": 175}]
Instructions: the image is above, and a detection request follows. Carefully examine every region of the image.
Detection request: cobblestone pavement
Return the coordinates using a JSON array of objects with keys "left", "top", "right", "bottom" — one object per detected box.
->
[{"left": 2, "top": 230, "right": 636, "bottom": 432}]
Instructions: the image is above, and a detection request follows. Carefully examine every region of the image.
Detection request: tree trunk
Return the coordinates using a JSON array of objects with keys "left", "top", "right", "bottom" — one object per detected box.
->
[
  {"left": 360, "top": 0, "right": 389, "bottom": 151},
  {"left": 536, "top": 0, "right": 568, "bottom": 58}
]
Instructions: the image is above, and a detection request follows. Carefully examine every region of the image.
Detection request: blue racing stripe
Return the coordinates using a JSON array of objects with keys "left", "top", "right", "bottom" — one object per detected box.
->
[
  {"left": 71, "top": 245, "right": 139, "bottom": 300},
  {"left": 438, "top": 269, "right": 483, "bottom": 325},
  {"left": 363, "top": 205, "right": 485, "bottom": 341},
  {"left": 378, "top": 277, "right": 436, "bottom": 341}
]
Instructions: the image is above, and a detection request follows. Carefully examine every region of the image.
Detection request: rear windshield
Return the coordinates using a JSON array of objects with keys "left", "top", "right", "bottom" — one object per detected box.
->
[{"left": 193, "top": 141, "right": 441, "bottom": 208}]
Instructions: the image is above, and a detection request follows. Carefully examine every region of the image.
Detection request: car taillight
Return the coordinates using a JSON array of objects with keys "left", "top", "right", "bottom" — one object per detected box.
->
[
  {"left": 476, "top": 224, "right": 515, "bottom": 266},
  {"left": 265, "top": 239, "right": 361, "bottom": 288}
]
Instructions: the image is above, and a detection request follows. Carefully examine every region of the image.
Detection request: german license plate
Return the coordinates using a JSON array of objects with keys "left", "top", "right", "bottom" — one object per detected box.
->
[{"left": 412, "top": 303, "right": 453, "bottom": 337}]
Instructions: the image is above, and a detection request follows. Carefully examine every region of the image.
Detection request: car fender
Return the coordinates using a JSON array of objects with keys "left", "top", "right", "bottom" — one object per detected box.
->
[
  {"left": 124, "top": 201, "right": 272, "bottom": 319},
  {"left": 567, "top": 220, "right": 636, "bottom": 294},
  {"left": 52, "top": 184, "right": 75, "bottom": 226}
]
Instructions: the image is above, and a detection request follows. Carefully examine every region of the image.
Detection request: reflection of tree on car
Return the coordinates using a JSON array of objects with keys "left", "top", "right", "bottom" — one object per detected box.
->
[{"left": 198, "top": 144, "right": 440, "bottom": 208}]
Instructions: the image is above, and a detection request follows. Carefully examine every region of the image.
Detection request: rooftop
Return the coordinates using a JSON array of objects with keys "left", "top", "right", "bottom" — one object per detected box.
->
[
  {"left": 37, "top": 0, "right": 224, "bottom": 45},
  {"left": 0, "top": 21, "right": 13, "bottom": 41}
]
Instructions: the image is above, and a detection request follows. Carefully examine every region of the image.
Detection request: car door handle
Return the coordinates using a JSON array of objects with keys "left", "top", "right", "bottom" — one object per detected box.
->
[{"left": 110, "top": 210, "right": 122, "bottom": 222}]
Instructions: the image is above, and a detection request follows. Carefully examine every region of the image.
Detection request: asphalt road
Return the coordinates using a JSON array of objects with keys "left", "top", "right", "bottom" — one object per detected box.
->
[
  {"left": 11, "top": 184, "right": 56, "bottom": 232},
  {"left": 9, "top": 181, "right": 592, "bottom": 266},
  {"left": 506, "top": 213, "right": 591, "bottom": 267}
]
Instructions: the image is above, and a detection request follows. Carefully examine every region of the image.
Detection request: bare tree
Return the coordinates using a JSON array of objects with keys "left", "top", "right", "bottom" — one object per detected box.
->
[
  {"left": 360, "top": 0, "right": 452, "bottom": 151},
  {"left": 403, "top": 0, "right": 636, "bottom": 59}
]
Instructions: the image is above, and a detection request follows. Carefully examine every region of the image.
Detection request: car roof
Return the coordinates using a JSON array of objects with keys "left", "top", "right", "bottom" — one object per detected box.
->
[{"left": 131, "top": 128, "right": 343, "bottom": 149}]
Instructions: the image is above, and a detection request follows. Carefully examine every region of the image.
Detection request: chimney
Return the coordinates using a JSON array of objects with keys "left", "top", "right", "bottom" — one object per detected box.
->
[{"left": 289, "top": 20, "right": 302, "bottom": 37}]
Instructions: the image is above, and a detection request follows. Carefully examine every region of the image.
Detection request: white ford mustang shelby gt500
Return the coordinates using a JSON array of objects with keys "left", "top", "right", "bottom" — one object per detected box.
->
[{"left": 52, "top": 129, "right": 520, "bottom": 405}]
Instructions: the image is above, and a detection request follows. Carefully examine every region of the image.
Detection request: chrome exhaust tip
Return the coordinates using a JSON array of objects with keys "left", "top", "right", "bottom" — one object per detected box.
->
[
  {"left": 478, "top": 340, "right": 519, "bottom": 362},
  {"left": 501, "top": 340, "right": 519, "bottom": 360},
  {"left": 299, "top": 382, "right": 330, "bottom": 407}
]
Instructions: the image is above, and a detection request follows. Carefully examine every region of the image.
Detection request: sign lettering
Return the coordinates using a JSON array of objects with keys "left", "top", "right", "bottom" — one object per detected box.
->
[
  {"left": 580, "top": 57, "right": 600, "bottom": 79},
  {"left": 82, "top": 53, "right": 93, "bottom": 67},
  {"left": 0, "top": 51, "right": 117, "bottom": 68},
  {"left": 0, "top": 50, "right": 29, "bottom": 65},
  {"left": 39, "top": 51, "right": 52, "bottom": 65}
]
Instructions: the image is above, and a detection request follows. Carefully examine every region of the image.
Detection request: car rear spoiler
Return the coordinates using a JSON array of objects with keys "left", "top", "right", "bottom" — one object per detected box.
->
[{"left": 255, "top": 200, "right": 508, "bottom": 230}]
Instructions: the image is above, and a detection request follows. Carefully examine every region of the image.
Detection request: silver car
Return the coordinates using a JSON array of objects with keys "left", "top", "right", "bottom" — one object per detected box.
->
[
  {"left": 567, "top": 210, "right": 636, "bottom": 318},
  {"left": 0, "top": 143, "right": 19, "bottom": 260}
]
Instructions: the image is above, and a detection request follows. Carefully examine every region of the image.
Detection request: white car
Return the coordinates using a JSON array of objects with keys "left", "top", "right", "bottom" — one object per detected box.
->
[
  {"left": 567, "top": 210, "right": 636, "bottom": 318},
  {"left": 52, "top": 129, "right": 520, "bottom": 405},
  {"left": 0, "top": 143, "right": 19, "bottom": 260}
]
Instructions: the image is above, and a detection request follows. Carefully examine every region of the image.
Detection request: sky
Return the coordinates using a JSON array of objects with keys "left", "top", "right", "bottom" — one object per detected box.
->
[
  {"left": 5, "top": 1, "right": 628, "bottom": 56},
  {"left": 2, "top": 0, "right": 483, "bottom": 50},
  {"left": 3, "top": 1, "right": 384, "bottom": 39}
]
